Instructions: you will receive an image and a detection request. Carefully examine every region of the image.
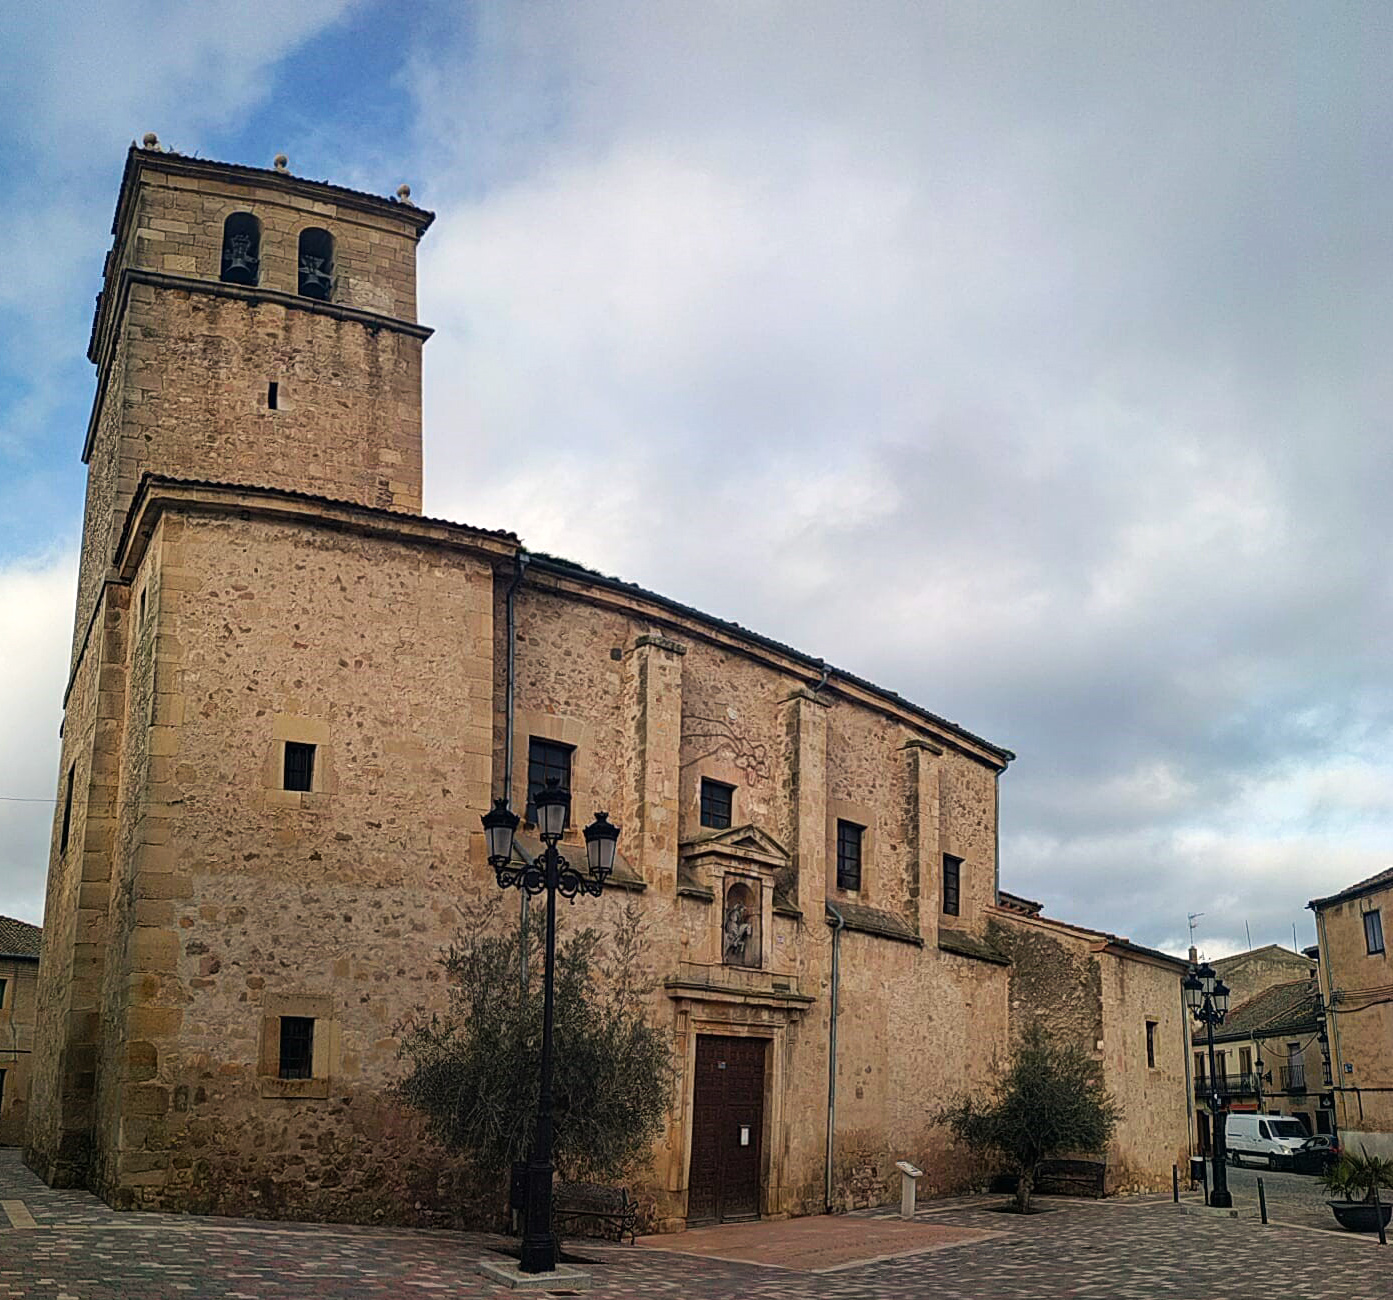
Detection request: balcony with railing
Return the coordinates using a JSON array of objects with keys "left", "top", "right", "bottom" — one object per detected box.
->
[{"left": 1194, "top": 1072, "right": 1261, "bottom": 1098}]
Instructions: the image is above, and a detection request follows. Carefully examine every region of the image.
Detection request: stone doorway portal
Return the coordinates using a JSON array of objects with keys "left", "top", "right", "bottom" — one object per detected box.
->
[{"left": 688, "top": 1035, "right": 766, "bottom": 1224}]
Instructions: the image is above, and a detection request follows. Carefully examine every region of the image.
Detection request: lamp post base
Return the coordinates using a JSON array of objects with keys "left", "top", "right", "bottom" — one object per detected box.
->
[{"left": 519, "top": 1157, "right": 558, "bottom": 1274}]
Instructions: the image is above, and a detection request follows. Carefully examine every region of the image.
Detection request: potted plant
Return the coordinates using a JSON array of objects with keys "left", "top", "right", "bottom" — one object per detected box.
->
[{"left": 1321, "top": 1147, "right": 1393, "bottom": 1232}]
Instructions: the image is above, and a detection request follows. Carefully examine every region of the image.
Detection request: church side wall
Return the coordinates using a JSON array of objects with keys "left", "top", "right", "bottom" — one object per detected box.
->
[{"left": 1098, "top": 953, "right": 1190, "bottom": 1192}]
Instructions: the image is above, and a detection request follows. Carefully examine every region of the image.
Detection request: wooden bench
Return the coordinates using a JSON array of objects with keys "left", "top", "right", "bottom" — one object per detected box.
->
[
  {"left": 991, "top": 1159, "right": 1107, "bottom": 1199},
  {"left": 1034, "top": 1159, "right": 1107, "bottom": 1198},
  {"left": 552, "top": 1180, "right": 639, "bottom": 1244}
]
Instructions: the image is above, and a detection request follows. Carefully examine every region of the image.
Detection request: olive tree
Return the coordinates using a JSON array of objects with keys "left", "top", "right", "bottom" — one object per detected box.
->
[
  {"left": 937, "top": 1020, "right": 1120, "bottom": 1212},
  {"left": 395, "top": 899, "right": 671, "bottom": 1187}
]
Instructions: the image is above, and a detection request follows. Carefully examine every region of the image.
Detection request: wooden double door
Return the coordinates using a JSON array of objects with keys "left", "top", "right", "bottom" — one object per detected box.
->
[{"left": 688, "top": 1035, "right": 766, "bottom": 1224}]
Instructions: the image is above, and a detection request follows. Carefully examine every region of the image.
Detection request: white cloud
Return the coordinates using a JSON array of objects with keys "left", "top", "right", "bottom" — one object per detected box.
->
[{"left": 0, "top": 550, "right": 77, "bottom": 925}]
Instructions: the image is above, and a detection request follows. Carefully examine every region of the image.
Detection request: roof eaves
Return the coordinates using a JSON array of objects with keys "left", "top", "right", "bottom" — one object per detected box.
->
[{"left": 528, "top": 554, "right": 1015, "bottom": 767}]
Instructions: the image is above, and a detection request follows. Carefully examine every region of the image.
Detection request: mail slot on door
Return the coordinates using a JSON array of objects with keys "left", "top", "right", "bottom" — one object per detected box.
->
[{"left": 739, "top": 1124, "right": 751, "bottom": 1147}]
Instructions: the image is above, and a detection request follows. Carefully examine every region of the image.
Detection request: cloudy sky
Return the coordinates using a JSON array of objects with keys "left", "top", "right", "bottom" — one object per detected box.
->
[{"left": 1, "top": 2, "right": 1388, "bottom": 961}]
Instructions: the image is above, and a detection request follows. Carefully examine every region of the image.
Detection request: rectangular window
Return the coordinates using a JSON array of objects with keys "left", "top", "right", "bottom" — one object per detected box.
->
[
  {"left": 1194, "top": 1051, "right": 1207, "bottom": 1083},
  {"left": 700, "top": 778, "right": 734, "bottom": 830},
  {"left": 0, "top": 978, "right": 6, "bottom": 1009},
  {"left": 283, "top": 742, "right": 315, "bottom": 792},
  {"left": 526, "top": 738, "right": 573, "bottom": 826},
  {"left": 1215, "top": 1050, "right": 1227, "bottom": 1082},
  {"left": 1365, "top": 909, "right": 1385, "bottom": 955},
  {"left": 1146, "top": 1020, "right": 1157, "bottom": 1069},
  {"left": 835, "top": 820, "right": 863, "bottom": 891},
  {"left": 278, "top": 1016, "right": 315, "bottom": 1080},
  {"left": 59, "top": 763, "right": 75, "bottom": 855},
  {"left": 0, "top": 1069, "right": 5, "bottom": 1113},
  {"left": 139, "top": 587, "right": 147, "bottom": 624},
  {"left": 268, "top": 380, "right": 279, "bottom": 410},
  {"left": 942, "top": 854, "right": 962, "bottom": 916},
  {"left": 1239, "top": 1046, "right": 1252, "bottom": 1077}
]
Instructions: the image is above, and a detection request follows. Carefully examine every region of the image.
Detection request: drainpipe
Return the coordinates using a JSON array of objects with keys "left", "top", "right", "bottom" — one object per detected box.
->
[
  {"left": 504, "top": 550, "right": 531, "bottom": 993},
  {"left": 810, "top": 660, "right": 831, "bottom": 696},
  {"left": 826, "top": 899, "right": 846, "bottom": 1214},
  {"left": 1316, "top": 908, "right": 1346, "bottom": 1136}
]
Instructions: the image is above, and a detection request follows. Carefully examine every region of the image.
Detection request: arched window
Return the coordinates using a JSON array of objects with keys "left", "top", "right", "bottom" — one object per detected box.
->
[
  {"left": 220, "top": 212, "right": 260, "bottom": 286},
  {"left": 298, "top": 227, "right": 334, "bottom": 300}
]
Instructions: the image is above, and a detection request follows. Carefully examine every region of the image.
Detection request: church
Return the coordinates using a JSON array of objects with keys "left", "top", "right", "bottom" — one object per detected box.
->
[{"left": 27, "top": 140, "right": 1191, "bottom": 1229}]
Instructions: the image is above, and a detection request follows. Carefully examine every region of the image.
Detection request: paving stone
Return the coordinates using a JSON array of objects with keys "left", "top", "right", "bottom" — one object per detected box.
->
[{"left": 2, "top": 1150, "right": 1390, "bottom": 1298}]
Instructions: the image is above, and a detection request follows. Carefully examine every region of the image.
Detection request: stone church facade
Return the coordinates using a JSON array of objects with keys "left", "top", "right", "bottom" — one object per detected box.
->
[{"left": 27, "top": 142, "right": 1190, "bottom": 1228}]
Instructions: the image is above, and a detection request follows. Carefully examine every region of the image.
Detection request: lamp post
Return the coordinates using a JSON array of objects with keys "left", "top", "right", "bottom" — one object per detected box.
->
[
  {"left": 482, "top": 780, "right": 620, "bottom": 1275},
  {"left": 1183, "top": 962, "right": 1233, "bottom": 1208}
]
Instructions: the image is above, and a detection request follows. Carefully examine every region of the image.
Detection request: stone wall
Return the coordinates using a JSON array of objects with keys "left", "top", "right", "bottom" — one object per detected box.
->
[
  {"left": 989, "top": 911, "right": 1190, "bottom": 1194},
  {"left": 0, "top": 956, "right": 39, "bottom": 1146},
  {"left": 1213, "top": 946, "right": 1317, "bottom": 1010}
]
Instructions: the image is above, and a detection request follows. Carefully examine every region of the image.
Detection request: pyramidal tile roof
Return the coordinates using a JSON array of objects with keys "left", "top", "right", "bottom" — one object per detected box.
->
[{"left": 0, "top": 914, "right": 41, "bottom": 959}]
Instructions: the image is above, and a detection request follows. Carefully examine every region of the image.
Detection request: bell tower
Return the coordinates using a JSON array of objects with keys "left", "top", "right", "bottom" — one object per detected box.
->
[{"left": 74, "top": 138, "right": 434, "bottom": 654}]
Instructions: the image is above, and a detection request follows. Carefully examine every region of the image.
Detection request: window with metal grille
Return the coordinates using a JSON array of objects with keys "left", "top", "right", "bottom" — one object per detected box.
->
[
  {"left": 1365, "top": 909, "right": 1385, "bottom": 955},
  {"left": 1146, "top": 1020, "right": 1158, "bottom": 1069},
  {"left": 283, "top": 742, "right": 315, "bottom": 792},
  {"left": 59, "top": 763, "right": 74, "bottom": 854},
  {"left": 527, "top": 738, "right": 573, "bottom": 826},
  {"left": 700, "top": 778, "right": 734, "bottom": 829},
  {"left": 942, "top": 854, "right": 962, "bottom": 916},
  {"left": 278, "top": 1017, "right": 315, "bottom": 1080},
  {"left": 835, "top": 820, "right": 863, "bottom": 891}
]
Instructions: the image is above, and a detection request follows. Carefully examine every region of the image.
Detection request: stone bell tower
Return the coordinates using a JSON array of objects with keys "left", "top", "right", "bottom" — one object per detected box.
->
[
  {"left": 28, "top": 138, "right": 435, "bottom": 1189},
  {"left": 73, "top": 136, "right": 434, "bottom": 659}
]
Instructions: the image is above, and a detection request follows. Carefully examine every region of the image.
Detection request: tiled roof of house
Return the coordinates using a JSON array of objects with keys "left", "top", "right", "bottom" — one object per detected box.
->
[
  {"left": 1200, "top": 977, "right": 1321, "bottom": 1044},
  {"left": 997, "top": 890, "right": 1044, "bottom": 916},
  {"left": 1309, "top": 866, "right": 1393, "bottom": 912},
  {"left": 0, "top": 915, "right": 42, "bottom": 959}
]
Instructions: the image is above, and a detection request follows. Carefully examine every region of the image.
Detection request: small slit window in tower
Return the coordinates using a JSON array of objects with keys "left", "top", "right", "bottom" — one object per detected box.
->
[
  {"left": 220, "top": 212, "right": 261, "bottom": 286},
  {"left": 298, "top": 227, "right": 335, "bottom": 300},
  {"left": 267, "top": 381, "right": 279, "bottom": 410},
  {"left": 283, "top": 741, "right": 316, "bottom": 792},
  {"left": 59, "top": 763, "right": 75, "bottom": 854}
]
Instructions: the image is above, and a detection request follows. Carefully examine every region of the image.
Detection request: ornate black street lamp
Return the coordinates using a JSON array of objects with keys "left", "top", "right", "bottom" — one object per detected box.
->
[
  {"left": 1183, "top": 962, "right": 1233, "bottom": 1208},
  {"left": 482, "top": 780, "right": 620, "bottom": 1275}
]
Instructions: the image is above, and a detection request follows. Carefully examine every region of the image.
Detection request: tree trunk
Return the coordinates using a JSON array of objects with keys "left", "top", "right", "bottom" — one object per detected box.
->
[{"left": 1015, "top": 1166, "right": 1034, "bottom": 1214}]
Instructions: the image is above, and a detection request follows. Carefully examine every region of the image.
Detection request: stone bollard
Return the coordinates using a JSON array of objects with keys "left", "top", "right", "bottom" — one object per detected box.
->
[{"left": 896, "top": 1160, "right": 924, "bottom": 1220}]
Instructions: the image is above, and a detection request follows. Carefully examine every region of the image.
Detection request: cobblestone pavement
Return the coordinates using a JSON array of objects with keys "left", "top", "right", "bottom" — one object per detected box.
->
[
  {"left": 3, "top": 1150, "right": 1392, "bottom": 1298},
  {"left": 1214, "top": 1158, "right": 1346, "bottom": 1232}
]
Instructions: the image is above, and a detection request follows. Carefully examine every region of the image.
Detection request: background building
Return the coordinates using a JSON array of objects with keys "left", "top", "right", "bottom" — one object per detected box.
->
[
  {"left": 1189, "top": 977, "right": 1330, "bottom": 1153},
  {"left": 1310, "top": 868, "right": 1393, "bottom": 1157},
  {"left": 0, "top": 916, "right": 42, "bottom": 1146},
  {"left": 27, "top": 142, "right": 1190, "bottom": 1228}
]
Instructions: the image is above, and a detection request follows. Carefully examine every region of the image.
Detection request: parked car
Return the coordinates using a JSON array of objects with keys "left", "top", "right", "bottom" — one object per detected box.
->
[
  {"left": 1225, "top": 1113, "right": 1310, "bottom": 1169},
  {"left": 1293, "top": 1133, "right": 1342, "bottom": 1174}
]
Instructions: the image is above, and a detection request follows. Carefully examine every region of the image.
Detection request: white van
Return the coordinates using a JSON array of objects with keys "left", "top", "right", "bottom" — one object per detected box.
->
[{"left": 1225, "top": 1112, "right": 1309, "bottom": 1168}]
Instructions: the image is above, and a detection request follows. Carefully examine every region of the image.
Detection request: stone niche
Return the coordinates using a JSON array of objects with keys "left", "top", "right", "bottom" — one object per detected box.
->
[{"left": 677, "top": 825, "right": 790, "bottom": 972}]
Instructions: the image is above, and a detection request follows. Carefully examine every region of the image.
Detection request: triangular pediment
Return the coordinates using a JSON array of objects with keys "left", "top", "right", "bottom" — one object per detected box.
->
[{"left": 679, "top": 823, "right": 790, "bottom": 870}]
